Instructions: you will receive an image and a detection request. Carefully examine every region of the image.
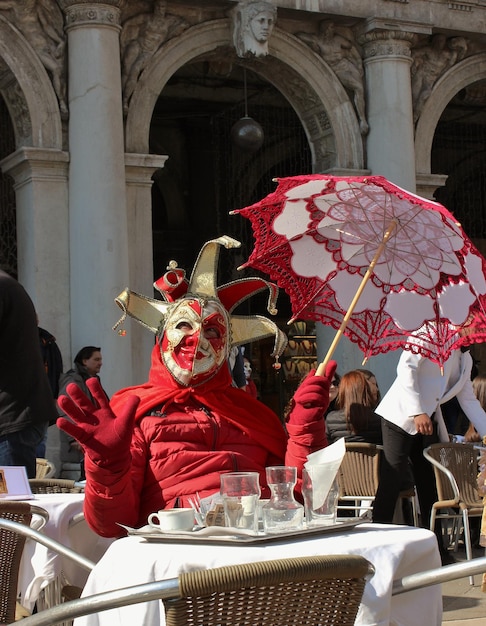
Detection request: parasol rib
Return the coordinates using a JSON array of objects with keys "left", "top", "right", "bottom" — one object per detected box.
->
[{"left": 315, "top": 220, "right": 398, "bottom": 376}]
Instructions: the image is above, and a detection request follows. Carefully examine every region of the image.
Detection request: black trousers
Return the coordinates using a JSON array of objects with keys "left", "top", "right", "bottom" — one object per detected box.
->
[{"left": 372, "top": 418, "right": 439, "bottom": 533}]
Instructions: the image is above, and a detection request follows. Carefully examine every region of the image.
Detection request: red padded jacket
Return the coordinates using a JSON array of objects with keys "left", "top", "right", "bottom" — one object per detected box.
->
[{"left": 82, "top": 347, "right": 328, "bottom": 537}]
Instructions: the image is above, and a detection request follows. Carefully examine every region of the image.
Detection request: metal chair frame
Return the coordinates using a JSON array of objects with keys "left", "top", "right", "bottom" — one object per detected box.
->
[
  {"left": 15, "top": 555, "right": 374, "bottom": 626},
  {"left": 423, "top": 442, "right": 484, "bottom": 584},
  {"left": 392, "top": 555, "right": 486, "bottom": 595},
  {"left": 0, "top": 516, "right": 95, "bottom": 572},
  {"left": 0, "top": 512, "right": 95, "bottom": 625}
]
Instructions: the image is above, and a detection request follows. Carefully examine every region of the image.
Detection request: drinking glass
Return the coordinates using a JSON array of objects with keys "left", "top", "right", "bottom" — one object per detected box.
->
[
  {"left": 302, "top": 468, "right": 339, "bottom": 526},
  {"left": 220, "top": 472, "right": 261, "bottom": 532}
]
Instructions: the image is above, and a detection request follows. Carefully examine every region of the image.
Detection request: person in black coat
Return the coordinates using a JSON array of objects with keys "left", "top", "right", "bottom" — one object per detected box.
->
[{"left": 0, "top": 270, "right": 57, "bottom": 477}]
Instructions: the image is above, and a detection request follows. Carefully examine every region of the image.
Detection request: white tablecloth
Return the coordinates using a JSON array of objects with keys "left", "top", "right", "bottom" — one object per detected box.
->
[
  {"left": 18, "top": 493, "right": 113, "bottom": 611},
  {"left": 75, "top": 523, "right": 442, "bottom": 626}
]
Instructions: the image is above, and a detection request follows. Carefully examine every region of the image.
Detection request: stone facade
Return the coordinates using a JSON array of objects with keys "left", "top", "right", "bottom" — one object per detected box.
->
[{"left": 1, "top": 1, "right": 486, "bottom": 435}]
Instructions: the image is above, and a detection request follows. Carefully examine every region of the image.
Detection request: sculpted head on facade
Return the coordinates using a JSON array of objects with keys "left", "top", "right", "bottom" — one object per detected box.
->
[{"left": 232, "top": 0, "right": 277, "bottom": 58}]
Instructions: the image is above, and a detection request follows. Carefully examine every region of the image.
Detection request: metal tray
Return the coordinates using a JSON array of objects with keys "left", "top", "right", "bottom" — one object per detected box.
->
[{"left": 120, "top": 516, "right": 367, "bottom": 545}]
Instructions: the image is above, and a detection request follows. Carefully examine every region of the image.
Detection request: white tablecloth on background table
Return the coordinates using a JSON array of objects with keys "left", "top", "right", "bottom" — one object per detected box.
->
[
  {"left": 18, "top": 493, "right": 113, "bottom": 611},
  {"left": 75, "top": 523, "right": 442, "bottom": 626}
]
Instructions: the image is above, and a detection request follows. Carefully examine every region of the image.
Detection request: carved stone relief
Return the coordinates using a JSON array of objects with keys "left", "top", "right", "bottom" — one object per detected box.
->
[
  {"left": 296, "top": 20, "right": 368, "bottom": 135},
  {"left": 359, "top": 30, "right": 415, "bottom": 59},
  {"left": 0, "top": 0, "right": 68, "bottom": 119},
  {"left": 411, "top": 34, "right": 468, "bottom": 123},
  {"left": 120, "top": 0, "right": 189, "bottom": 114},
  {"left": 231, "top": 0, "right": 277, "bottom": 58},
  {"left": 2, "top": 80, "right": 32, "bottom": 146},
  {"left": 63, "top": 5, "right": 119, "bottom": 26}
]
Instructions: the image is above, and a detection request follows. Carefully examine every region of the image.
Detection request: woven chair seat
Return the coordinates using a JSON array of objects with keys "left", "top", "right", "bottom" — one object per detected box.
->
[
  {"left": 164, "top": 555, "right": 373, "bottom": 626},
  {"left": 29, "top": 478, "right": 84, "bottom": 494},
  {"left": 337, "top": 442, "right": 419, "bottom": 524}
]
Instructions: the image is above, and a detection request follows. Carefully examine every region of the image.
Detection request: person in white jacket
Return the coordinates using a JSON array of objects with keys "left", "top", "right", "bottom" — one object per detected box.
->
[{"left": 372, "top": 345, "right": 486, "bottom": 564}]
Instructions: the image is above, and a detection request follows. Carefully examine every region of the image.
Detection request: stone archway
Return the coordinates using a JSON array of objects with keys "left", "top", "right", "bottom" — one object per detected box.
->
[
  {"left": 0, "top": 16, "right": 62, "bottom": 150},
  {"left": 414, "top": 52, "right": 486, "bottom": 374},
  {"left": 415, "top": 52, "right": 486, "bottom": 176},
  {"left": 0, "top": 16, "right": 68, "bottom": 365},
  {"left": 125, "top": 20, "right": 364, "bottom": 171}
]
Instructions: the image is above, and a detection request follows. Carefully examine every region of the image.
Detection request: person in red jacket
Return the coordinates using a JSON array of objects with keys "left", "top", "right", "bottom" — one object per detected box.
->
[{"left": 58, "top": 236, "right": 336, "bottom": 537}]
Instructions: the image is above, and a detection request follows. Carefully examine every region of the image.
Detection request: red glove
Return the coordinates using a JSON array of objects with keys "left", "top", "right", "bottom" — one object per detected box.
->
[
  {"left": 57, "top": 378, "right": 140, "bottom": 471},
  {"left": 293, "top": 361, "right": 337, "bottom": 408}
]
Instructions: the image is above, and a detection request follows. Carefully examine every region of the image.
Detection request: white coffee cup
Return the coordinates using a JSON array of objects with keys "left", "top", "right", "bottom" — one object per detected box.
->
[{"left": 147, "top": 508, "right": 195, "bottom": 532}]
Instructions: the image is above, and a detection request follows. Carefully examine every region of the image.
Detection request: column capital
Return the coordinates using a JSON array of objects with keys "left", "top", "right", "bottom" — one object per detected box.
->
[
  {"left": 59, "top": 1, "right": 121, "bottom": 29},
  {"left": 0, "top": 147, "right": 69, "bottom": 188},
  {"left": 358, "top": 19, "right": 428, "bottom": 59},
  {"left": 359, "top": 31, "right": 416, "bottom": 60}
]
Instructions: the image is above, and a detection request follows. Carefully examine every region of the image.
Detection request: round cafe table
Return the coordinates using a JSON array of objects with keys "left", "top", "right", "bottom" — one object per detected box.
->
[{"left": 75, "top": 522, "right": 442, "bottom": 626}]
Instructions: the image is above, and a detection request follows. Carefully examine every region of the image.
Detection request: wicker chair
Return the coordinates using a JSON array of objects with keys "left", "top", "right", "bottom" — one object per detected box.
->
[
  {"left": 14, "top": 554, "right": 374, "bottom": 626},
  {"left": 165, "top": 555, "right": 374, "bottom": 626},
  {"left": 35, "top": 458, "right": 56, "bottom": 479},
  {"left": 0, "top": 510, "right": 95, "bottom": 626},
  {"left": 337, "top": 442, "right": 419, "bottom": 524},
  {"left": 423, "top": 442, "right": 484, "bottom": 584},
  {"left": 0, "top": 501, "right": 49, "bottom": 624},
  {"left": 29, "top": 478, "right": 84, "bottom": 494}
]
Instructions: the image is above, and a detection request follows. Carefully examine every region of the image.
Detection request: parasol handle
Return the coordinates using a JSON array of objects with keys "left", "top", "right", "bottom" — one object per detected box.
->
[{"left": 315, "top": 219, "right": 398, "bottom": 377}]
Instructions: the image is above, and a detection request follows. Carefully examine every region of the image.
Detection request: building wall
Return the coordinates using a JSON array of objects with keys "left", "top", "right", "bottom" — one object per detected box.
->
[{"left": 0, "top": 0, "right": 485, "bottom": 406}]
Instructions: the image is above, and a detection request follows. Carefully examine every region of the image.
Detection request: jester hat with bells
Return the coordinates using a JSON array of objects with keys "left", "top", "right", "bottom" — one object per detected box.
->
[{"left": 110, "top": 236, "right": 288, "bottom": 457}]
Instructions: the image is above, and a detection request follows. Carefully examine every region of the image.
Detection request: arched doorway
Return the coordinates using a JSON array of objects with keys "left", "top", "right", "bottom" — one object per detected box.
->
[
  {"left": 432, "top": 81, "right": 486, "bottom": 377},
  {"left": 149, "top": 59, "right": 312, "bottom": 416},
  {"left": 124, "top": 21, "right": 365, "bottom": 414},
  {"left": 0, "top": 96, "right": 16, "bottom": 276},
  {"left": 415, "top": 55, "right": 486, "bottom": 376},
  {"left": 149, "top": 61, "right": 311, "bottom": 283}
]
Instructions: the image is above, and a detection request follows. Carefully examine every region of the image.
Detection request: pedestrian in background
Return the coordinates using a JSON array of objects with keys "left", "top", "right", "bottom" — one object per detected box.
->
[
  {"left": 0, "top": 269, "right": 57, "bottom": 477},
  {"left": 58, "top": 346, "right": 107, "bottom": 480}
]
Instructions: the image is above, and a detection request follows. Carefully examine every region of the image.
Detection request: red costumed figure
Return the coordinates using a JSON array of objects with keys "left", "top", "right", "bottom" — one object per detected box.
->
[{"left": 58, "top": 236, "right": 336, "bottom": 537}]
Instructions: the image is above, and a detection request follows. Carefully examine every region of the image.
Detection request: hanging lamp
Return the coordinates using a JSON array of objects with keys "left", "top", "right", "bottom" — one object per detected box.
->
[{"left": 231, "top": 67, "right": 264, "bottom": 152}]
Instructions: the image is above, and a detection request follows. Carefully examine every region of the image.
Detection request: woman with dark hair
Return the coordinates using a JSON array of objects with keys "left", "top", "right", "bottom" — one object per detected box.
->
[
  {"left": 326, "top": 370, "right": 382, "bottom": 444},
  {"left": 356, "top": 369, "right": 381, "bottom": 407}
]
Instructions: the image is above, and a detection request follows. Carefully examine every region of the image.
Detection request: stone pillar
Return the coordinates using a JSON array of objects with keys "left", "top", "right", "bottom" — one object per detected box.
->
[
  {"left": 318, "top": 25, "right": 427, "bottom": 395},
  {"left": 359, "top": 23, "right": 420, "bottom": 190},
  {"left": 62, "top": 1, "right": 130, "bottom": 396},
  {"left": 330, "top": 25, "right": 417, "bottom": 394},
  {"left": 0, "top": 147, "right": 70, "bottom": 361},
  {"left": 124, "top": 153, "right": 168, "bottom": 384}
]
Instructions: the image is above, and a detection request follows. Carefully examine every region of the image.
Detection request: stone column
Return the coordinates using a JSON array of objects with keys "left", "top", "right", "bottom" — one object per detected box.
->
[
  {"left": 124, "top": 153, "right": 168, "bottom": 384},
  {"left": 318, "top": 24, "right": 428, "bottom": 396},
  {"left": 325, "top": 25, "right": 419, "bottom": 394},
  {"left": 360, "top": 23, "right": 420, "bottom": 190},
  {"left": 0, "top": 147, "right": 70, "bottom": 360},
  {"left": 61, "top": 0, "right": 130, "bottom": 396}
]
